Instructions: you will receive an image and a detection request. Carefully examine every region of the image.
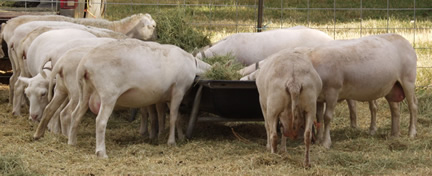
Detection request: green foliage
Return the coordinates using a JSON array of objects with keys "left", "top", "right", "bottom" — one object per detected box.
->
[
  {"left": 105, "top": 4, "right": 212, "bottom": 53},
  {"left": 0, "top": 1, "right": 15, "bottom": 7},
  {"left": 201, "top": 54, "right": 244, "bottom": 80},
  {"left": 153, "top": 8, "right": 212, "bottom": 52}
]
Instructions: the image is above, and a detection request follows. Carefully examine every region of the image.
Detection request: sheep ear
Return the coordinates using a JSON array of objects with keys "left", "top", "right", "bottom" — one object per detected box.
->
[{"left": 18, "top": 76, "right": 31, "bottom": 86}]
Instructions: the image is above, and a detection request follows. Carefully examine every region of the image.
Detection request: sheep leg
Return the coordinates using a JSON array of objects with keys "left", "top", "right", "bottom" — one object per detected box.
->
[
  {"left": 68, "top": 81, "right": 92, "bottom": 145},
  {"left": 34, "top": 89, "right": 67, "bottom": 139},
  {"left": 316, "top": 102, "right": 325, "bottom": 144},
  {"left": 139, "top": 107, "right": 149, "bottom": 137},
  {"left": 387, "top": 101, "right": 400, "bottom": 138},
  {"left": 8, "top": 46, "right": 17, "bottom": 105},
  {"left": 95, "top": 98, "right": 116, "bottom": 158},
  {"left": 147, "top": 105, "right": 158, "bottom": 141},
  {"left": 156, "top": 103, "right": 166, "bottom": 139},
  {"left": 167, "top": 89, "right": 186, "bottom": 146},
  {"left": 346, "top": 99, "right": 357, "bottom": 129},
  {"left": 49, "top": 98, "right": 68, "bottom": 134},
  {"left": 258, "top": 97, "right": 270, "bottom": 151},
  {"left": 11, "top": 78, "right": 25, "bottom": 116},
  {"left": 322, "top": 90, "right": 338, "bottom": 149},
  {"left": 401, "top": 81, "right": 418, "bottom": 138},
  {"left": 304, "top": 108, "right": 315, "bottom": 168},
  {"left": 280, "top": 125, "right": 287, "bottom": 153},
  {"left": 59, "top": 98, "right": 74, "bottom": 136},
  {"left": 368, "top": 100, "right": 378, "bottom": 135},
  {"left": 176, "top": 113, "right": 185, "bottom": 142},
  {"left": 266, "top": 108, "right": 279, "bottom": 154}
]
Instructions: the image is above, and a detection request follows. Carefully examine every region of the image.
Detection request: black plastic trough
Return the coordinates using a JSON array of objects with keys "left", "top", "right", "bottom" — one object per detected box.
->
[
  {"left": 183, "top": 79, "right": 264, "bottom": 138},
  {"left": 0, "top": 58, "right": 12, "bottom": 84}
]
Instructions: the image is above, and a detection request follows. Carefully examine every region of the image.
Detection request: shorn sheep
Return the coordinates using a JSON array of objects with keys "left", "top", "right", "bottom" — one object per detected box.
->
[
  {"left": 195, "top": 26, "right": 332, "bottom": 66},
  {"left": 1, "top": 13, "right": 157, "bottom": 104},
  {"left": 11, "top": 24, "right": 127, "bottom": 117},
  {"left": 255, "top": 48, "right": 322, "bottom": 167},
  {"left": 306, "top": 34, "right": 417, "bottom": 148},
  {"left": 34, "top": 39, "right": 211, "bottom": 158},
  {"left": 1, "top": 13, "right": 156, "bottom": 57},
  {"left": 32, "top": 37, "right": 116, "bottom": 136},
  {"left": 196, "top": 26, "right": 377, "bottom": 134}
]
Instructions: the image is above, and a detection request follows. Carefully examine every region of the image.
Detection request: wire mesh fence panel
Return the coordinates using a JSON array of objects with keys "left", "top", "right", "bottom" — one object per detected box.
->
[
  {"left": 0, "top": 0, "right": 106, "bottom": 19},
  {"left": 103, "top": 0, "right": 431, "bottom": 86},
  {"left": 0, "top": 0, "right": 430, "bottom": 86},
  {"left": 0, "top": 0, "right": 59, "bottom": 22}
]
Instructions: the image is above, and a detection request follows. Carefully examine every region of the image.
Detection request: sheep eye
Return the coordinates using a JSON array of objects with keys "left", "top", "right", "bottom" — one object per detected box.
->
[{"left": 41, "top": 92, "right": 47, "bottom": 97}]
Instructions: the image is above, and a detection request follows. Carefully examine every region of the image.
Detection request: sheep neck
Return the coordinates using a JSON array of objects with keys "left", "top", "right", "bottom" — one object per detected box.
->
[{"left": 112, "top": 15, "right": 141, "bottom": 35}]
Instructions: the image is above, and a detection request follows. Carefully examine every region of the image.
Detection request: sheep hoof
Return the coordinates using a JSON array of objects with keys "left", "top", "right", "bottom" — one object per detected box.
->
[
  {"left": 167, "top": 141, "right": 176, "bottom": 147},
  {"left": 322, "top": 140, "right": 331, "bottom": 149},
  {"left": 96, "top": 151, "right": 108, "bottom": 158}
]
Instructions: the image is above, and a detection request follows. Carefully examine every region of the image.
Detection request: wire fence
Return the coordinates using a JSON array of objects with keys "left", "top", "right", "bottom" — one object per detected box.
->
[
  {"left": 103, "top": 0, "right": 431, "bottom": 87},
  {"left": 103, "top": 1, "right": 431, "bottom": 43},
  {"left": 1, "top": 0, "right": 431, "bottom": 87}
]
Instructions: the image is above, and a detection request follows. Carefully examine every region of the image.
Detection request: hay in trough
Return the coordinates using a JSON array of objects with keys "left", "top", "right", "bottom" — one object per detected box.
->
[
  {"left": 201, "top": 54, "right": 244, "bottom": 80},
  {"left": 154, "top": 8, "right": 211, "bottom": 53}
]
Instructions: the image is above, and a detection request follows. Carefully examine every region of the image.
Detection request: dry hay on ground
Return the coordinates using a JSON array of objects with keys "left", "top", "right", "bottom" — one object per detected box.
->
[{"left": 1, "top": 84, "right": 432, "bottom": 175}]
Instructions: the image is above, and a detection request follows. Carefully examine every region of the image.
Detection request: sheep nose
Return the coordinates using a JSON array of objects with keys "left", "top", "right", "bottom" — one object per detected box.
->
[{"left": 31, "top": 114, "right": 39, "bottom": 121}]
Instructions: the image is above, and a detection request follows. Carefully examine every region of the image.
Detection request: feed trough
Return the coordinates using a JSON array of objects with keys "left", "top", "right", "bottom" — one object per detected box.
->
[{"left": 183, "top": 79, "right": 264, "bottom": 138}]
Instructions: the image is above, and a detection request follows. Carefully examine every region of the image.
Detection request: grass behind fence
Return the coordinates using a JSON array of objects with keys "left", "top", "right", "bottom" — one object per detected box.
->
[{"left": 105, "top": 0, "right": 431, "bottom": 87}]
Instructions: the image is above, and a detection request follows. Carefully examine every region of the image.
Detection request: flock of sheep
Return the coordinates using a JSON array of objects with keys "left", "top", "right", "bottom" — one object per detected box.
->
[
  {"left": 0, "top": 13, "right": 418, "bottom": 167},
  {"left": 196, "top": 27, "right": 417, "bottom": 166}
]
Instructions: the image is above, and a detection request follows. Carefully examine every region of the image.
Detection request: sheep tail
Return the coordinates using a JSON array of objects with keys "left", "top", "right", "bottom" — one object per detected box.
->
[{"left": 286, "top": 79, "right": 301, "bottom": 133}]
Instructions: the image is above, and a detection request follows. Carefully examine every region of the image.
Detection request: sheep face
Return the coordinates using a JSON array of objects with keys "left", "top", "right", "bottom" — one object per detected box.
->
[
  {"left": 137, "top": 14, "right": 157, "bottom": 41},
  {"left": 21, "top": 76, "right": 49, "bottom": 122}
]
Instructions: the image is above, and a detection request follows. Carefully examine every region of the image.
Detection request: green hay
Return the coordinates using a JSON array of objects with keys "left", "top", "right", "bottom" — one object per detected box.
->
[
  {"left": 201, "top": 54, "right": 244, "bottom": 80},
  {"left": 154, "top": 8, "right": 211, "bottom": 53},
  {"left": 0, "top": 154, "right": 36, "bottom": 176}
]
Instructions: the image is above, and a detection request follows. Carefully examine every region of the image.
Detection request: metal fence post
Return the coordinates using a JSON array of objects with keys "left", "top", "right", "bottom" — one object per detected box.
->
[
  {"left": 257, "top": 0, "right": 264, "bottom": 32},
  {"left": 413, "top": 0, "right": 416, "bottom": 48}
]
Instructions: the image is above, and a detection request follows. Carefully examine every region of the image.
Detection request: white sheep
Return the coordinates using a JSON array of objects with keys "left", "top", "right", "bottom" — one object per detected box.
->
[
  {"left": 303, "top": 34, "right": 417, "bottom": 148},
  {"left": 31, "top": 37, "right": 116, "bottom": 136},
  {"left": 10, "top": 22, "right": 129, "bottom": 117},
  {"left": 33, "top": 39, "right": 210, "bottom": 158},
  {"left": 8, "top": 21, "right": 127, "bottom": 108},
  {"left": 13, "top": 27, "right": 124, "bottom": 120},
  {"left": 195, "top": 26, "right": 332, "bottom": 65},
  {"left": 1, "top": 13, "right": 156, "bottom": 104},
  {"left": 0, "top": 13, "right": 156, "bottom": 58},
  {"left": 255, "top": 48, "right": 322, "bottom": 167},
  {"left": 33, "top": 41, "right": 186, "bottom": 140}
]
